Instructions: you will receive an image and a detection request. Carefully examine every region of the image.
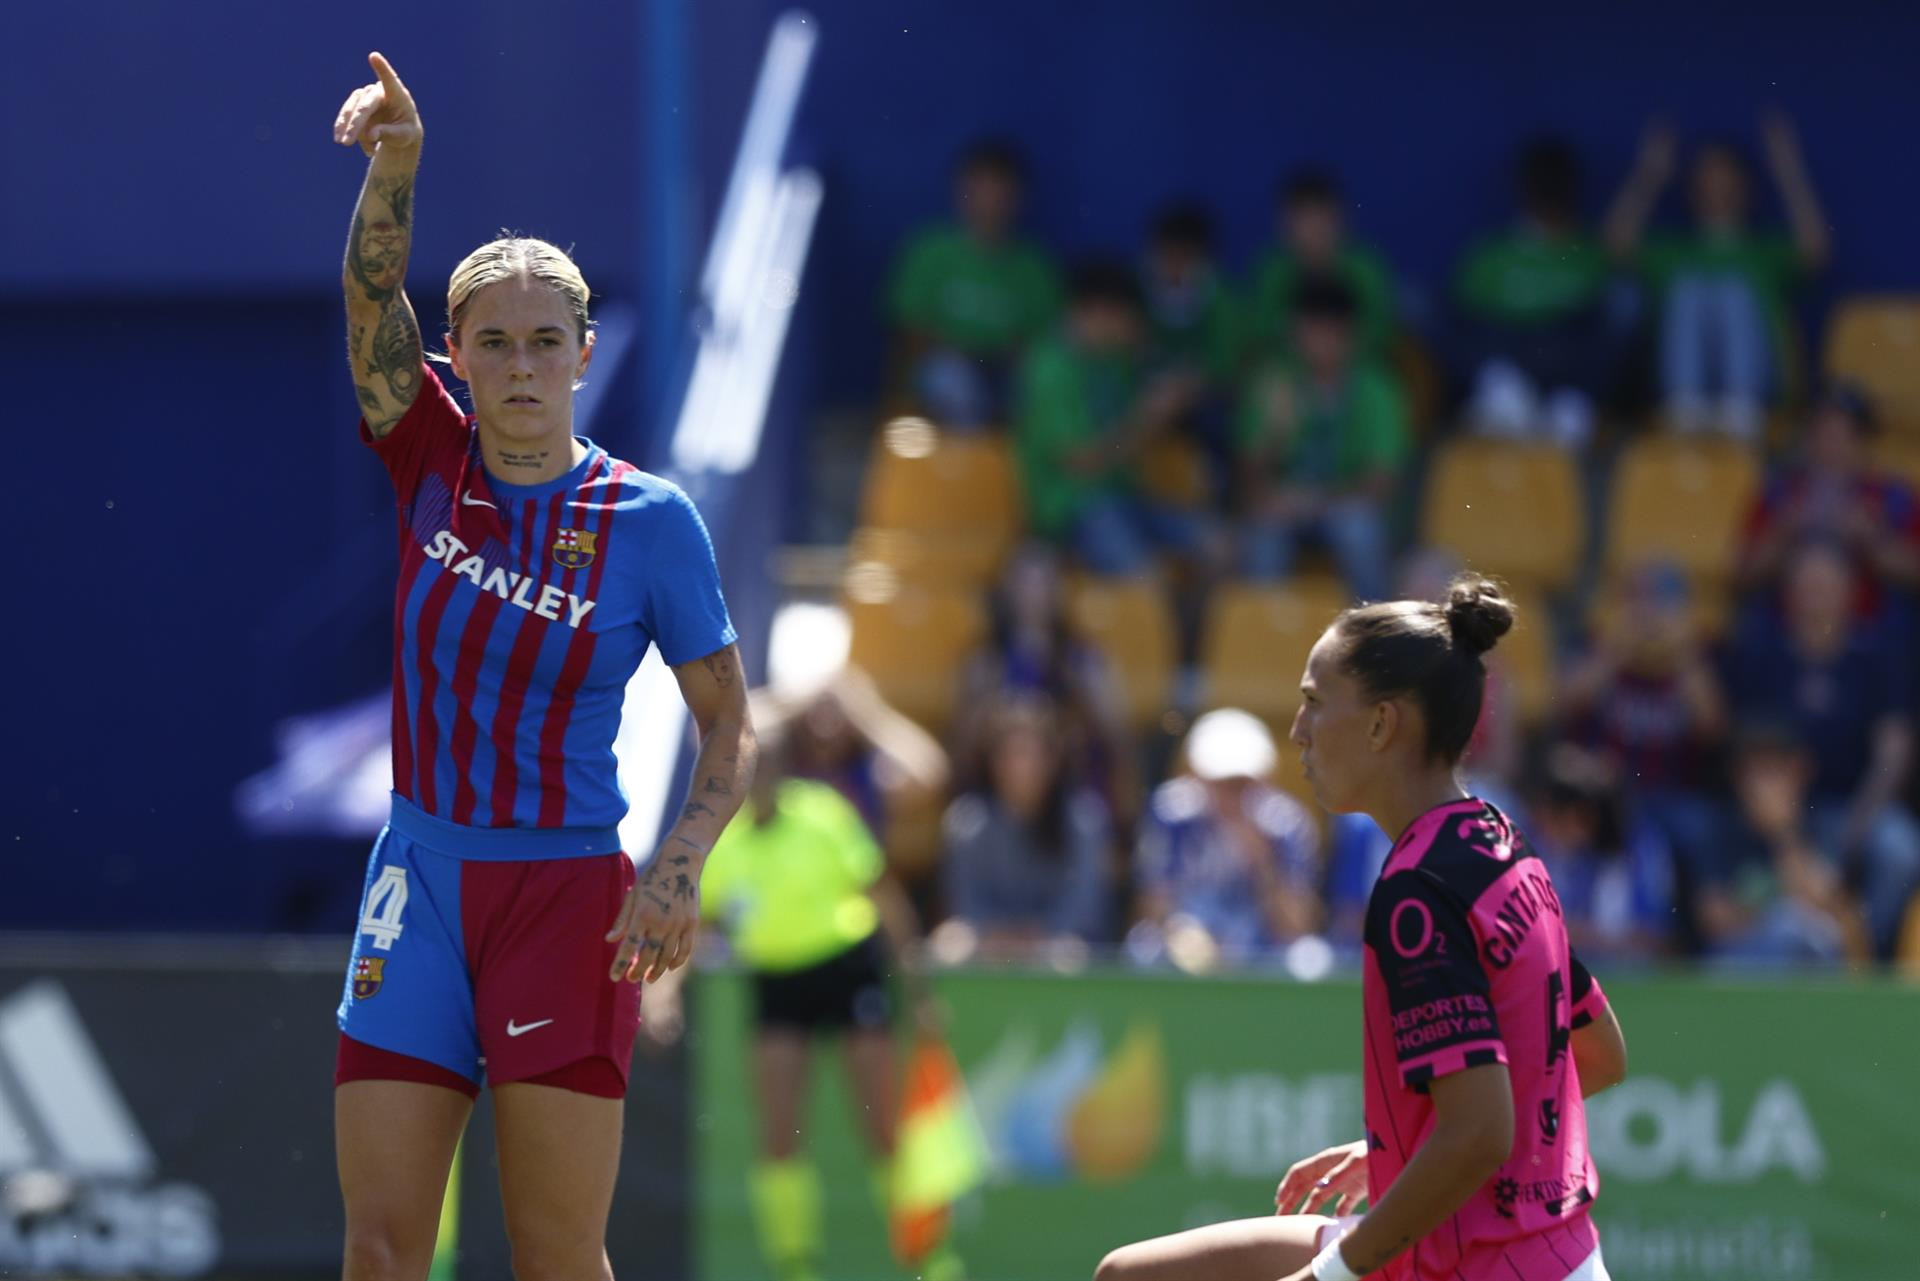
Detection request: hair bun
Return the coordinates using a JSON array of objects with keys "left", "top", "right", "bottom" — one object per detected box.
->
[{"left": 1444, "top": 574, "right": 1516, "bottom": 658}]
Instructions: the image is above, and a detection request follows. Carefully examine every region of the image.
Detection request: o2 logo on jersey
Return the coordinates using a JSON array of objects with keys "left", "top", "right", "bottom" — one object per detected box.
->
[
  {"left": 553, "top": 527, "right": 598, "bottom": 570},
  {"left": 1389, "top": 898, "right": 1438, "bottom": 958},
  {"left": 358, "top": 866, "right": 409, "bottom": 951}
]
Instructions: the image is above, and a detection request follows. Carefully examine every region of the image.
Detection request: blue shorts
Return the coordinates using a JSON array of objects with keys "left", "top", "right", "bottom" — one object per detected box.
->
[{"left": 335, "top": 798, "right": 642, "bottom": 1090}]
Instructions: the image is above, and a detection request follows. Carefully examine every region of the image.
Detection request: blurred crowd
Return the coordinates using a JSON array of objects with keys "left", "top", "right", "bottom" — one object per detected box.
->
[{"left": 793, "top": 116, "right": 1919, "bottom": 973}]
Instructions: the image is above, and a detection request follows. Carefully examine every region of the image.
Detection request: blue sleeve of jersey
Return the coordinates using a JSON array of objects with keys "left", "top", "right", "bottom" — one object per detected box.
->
[{"left": 643, "top": 488, "right": 739, "bottom": 665}]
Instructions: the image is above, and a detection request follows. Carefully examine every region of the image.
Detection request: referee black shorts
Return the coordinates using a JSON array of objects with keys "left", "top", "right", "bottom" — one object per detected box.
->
[{"left": 750, "top": 932, "right": 894, "bottom": 1034}]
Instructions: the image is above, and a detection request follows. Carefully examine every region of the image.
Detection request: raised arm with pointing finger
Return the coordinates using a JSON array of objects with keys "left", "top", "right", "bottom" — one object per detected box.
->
[{"left": 335, "top": 52, "right": 424, "bottom": 438}]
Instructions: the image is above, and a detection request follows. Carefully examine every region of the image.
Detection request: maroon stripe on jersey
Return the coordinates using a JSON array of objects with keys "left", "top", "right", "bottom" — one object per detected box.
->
[
  {"left": 535, "top": 458, "right": 623, "bottom": 826},
  {"left": 409, "top": 565, "right": 463, "bottom": 814},
  {"left": 389, "top": 535, "right": 429, "bottom": 802},
  {"left": 485, "top": 491, "right": 563, "bottom": 826},
  {"left": 446, "top": 583, "right": 508, "bottom": 825}
]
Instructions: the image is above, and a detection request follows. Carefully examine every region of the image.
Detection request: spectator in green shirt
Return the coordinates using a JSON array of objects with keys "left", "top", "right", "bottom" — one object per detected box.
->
[
  {"left": 885, "top": 138, "right": 1064, "bottom": 428},
  {"left": 1246, "top": 168, "right": 1396, "bottom": 360},
  {"left": 1605, "top": 112, "right": 1831, "bottom": 440},
  {"left": 1236, "top": 275, "right": 1409, "bottom": 600},
  {"left": 1014, "top": 260, "right": 1212, "bottom": 577},
  {"left": 1141, "top": 203, "right": 1242, "bottom": 501},
  {"left": 1142, "top": 202, "right": 1243, "bottom": 387},
  {"left": 1450, "top": 136, "right": 1627, "bottom": 448}
]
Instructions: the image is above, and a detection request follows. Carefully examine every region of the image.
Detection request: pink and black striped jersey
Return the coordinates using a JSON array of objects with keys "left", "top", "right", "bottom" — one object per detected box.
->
[
  {"left": 361, "top": 365, "right": 736, "bottom": 852},
  {"left": 1361, "top": 798, "right": 1610, "bottom": 1281}
]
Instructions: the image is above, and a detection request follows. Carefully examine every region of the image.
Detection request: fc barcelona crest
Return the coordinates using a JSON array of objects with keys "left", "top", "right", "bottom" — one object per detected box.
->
[
  {"left": 553, "top": 527, "right": 598, "bottom": 570},
  {"left": 352, "top": 956, "right": 386, "bottom": 1000}
]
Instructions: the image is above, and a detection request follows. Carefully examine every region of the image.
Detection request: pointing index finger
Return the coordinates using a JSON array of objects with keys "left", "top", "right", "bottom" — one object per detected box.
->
[{"left": 367, "top": 52, "right": 414, "bottom": 105}]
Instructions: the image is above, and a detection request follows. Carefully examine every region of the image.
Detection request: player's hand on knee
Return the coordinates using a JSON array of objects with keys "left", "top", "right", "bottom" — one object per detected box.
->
[
  {"left": 333, "top": 52, "right": 423, "bottom": 156},
  {"left": 1274, "top": 1139, "right": 1369, "bottom": 1215}
]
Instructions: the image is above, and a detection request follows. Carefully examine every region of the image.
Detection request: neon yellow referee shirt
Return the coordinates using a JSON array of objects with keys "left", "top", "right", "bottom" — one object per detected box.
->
[{"left": 700, "top": 779, "right": 884, "bottom": 973}]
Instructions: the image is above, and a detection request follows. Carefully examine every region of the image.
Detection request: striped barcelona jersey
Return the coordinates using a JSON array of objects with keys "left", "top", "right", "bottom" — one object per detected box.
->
[
  {"left": 361, "top": 364, "right": 736, "bottom": 845},
  {"left": 1362, "top": 798, "right": 1610, "bottom": 1281}
]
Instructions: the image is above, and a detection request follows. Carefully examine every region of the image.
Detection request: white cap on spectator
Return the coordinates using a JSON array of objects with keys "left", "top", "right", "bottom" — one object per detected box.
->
[{"left": 1186, "top": 708, "right": 1277, "bottom": 781}]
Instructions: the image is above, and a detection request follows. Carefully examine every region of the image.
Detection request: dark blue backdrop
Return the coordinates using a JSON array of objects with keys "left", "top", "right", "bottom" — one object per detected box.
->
[{"left": 8, "top": 0, "right": 1917, "bottom": 931}]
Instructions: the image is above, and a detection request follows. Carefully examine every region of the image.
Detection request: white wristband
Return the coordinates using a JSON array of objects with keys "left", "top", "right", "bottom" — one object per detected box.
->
[{"left": 1310, "top": 1237, "right": 1362, "bottom": 1281}]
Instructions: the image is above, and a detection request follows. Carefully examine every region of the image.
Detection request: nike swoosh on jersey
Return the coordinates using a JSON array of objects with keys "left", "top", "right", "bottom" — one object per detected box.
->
[
  {"left": 505, "top": 1018, "right": 554, "bottom": 1037},
  {"left": 462, "top": 490, "right": 498, "bottom": 509}
]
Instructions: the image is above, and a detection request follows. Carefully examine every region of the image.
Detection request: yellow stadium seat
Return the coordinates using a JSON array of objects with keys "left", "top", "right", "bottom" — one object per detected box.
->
[
  {"left": 1825, "top": 297, "right": 1920, "bottom": 436},
  {"left": 1494, "top": 587, "right": 1557, "bottom": 728},
  {"left": 847, "top": 527, "right": 1005, "bottom": 588},
  {"left": 883, "top": 785, "right": 947, "bottom": 882},
  {"left": 1872, "top": 437, "right": 1920, "bottom": 495},
  {"left": 842, "top": 575, "right": 987, "bottom": 733},
  {"left": 1136, "top": 435, "right": 1214, "bottom": 507},
  {"left": 1421, "top": 440, "right": 1585, "bottom": 593},
  {"left": 1066, "top": 577, "right": 1177, "bottom": 733},
  {"left": 1392, "top": 333, "right": 1443, "bottom": 436},
  {"left": 859, "top": 418, "right": 1023, "bottom": 585},
  {"left": 1899, "top": 894, "right": 1920, "bottom": 979},
  {"left": 1200, "top": 577, "right": 1351, "bottom": 730},
  {"left": 1603, "top": 435, "right": 1759, "bottom": 585}
]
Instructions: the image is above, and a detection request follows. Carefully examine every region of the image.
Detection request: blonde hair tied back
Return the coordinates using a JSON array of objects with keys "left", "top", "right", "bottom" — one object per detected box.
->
[{"left": 443, "top": 233, "right": 593, "bottom": 350}]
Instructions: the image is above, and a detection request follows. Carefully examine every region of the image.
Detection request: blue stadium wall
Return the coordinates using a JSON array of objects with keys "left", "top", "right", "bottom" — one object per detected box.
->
[{"left": 7, "top": 0, "right": 1918, "bottom": 931}]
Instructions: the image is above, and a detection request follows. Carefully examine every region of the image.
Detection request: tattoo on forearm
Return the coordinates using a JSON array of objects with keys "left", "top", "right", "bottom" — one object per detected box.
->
[
  {"left": 367, "top": 301, "right": 421, "bottom": 404},
  {"left": 346, "top": 176, "right": 413, "bottom": 303},
  {"left": 701, "top": 651, "right": 736, "bottom": 687},
  {"left": 681, "top": 800, "right": 716, "bottom": 822},
  {"left": 497, "top": 450, "right": 549, "bottom": 470},
  {"left": 346, "top": 172, "right": 420, "bottom": 433},
  {"left": 702, "top": 776, "right": 732, "bottom": 797},
  {"left": 671, "top": 835, "right": 705, "bottom": 854}
]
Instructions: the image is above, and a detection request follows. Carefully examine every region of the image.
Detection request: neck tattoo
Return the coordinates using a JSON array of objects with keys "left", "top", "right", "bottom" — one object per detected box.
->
[{"left": 496, "top": 450, "right": 548, "bottom": 471}]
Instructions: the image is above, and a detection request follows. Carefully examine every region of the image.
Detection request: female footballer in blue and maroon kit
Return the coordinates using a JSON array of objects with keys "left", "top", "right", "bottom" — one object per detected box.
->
[
  {"left": 330, "top": 54, "right": 757, "bottom": 1281},
  {"left": 1097, "top": 577, "right": 1628, "bottom": 1281}
]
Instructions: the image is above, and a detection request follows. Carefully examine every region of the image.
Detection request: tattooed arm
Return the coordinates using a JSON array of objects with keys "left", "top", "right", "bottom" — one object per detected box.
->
[
  {"left": 607, "top": 644, "right": 759, "bottom": 984},
  {"left": 333, "top": 53, "right": 424, "bottom": 438}
]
